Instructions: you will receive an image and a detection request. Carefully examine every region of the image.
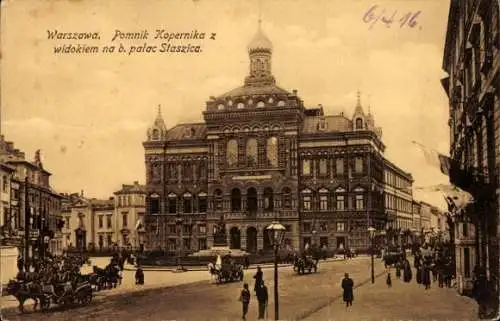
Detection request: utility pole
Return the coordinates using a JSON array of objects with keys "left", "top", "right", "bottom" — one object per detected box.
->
[{"left": 23, "top": 175, "right": 29, "bottom": 270}]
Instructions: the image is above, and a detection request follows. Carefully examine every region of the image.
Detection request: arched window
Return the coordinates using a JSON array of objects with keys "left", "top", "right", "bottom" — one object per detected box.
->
[
  {"left": 266, "top": 137, "right": 278, "bottom": 167},
  {"left": 301, "top": 189, "right": 312, "bottom": 211},
  {"left": 355, "top": 118, "right": 363, "bottom": 129},
  {"left": 282, "top": 187, "right": 292, "bottom": 209},
  {"left": 354, "top": 187, "right": 365, "bottom": 210},
  {"left": 214, "top": 189, "right": 223, "bottom": 211},
  {"left": 334, "top": 187, "right": 346, "bottom": 211},
  {"left": 246, "top": 138, "right": 258, "bottom": 165},
  {"left": 198, "top": 192, "right": 207, "bottom": 213},
  {"left": 168, "top": 193, "right": 177, "bottom": 214},
  {"left": 183, "top": 192, "right": 192, "bottom": 213},
  {"left": 217, "top": 104, "right": 224, "bottom": 110},
  {"left": 277, "top": 101, "right": 286, "bottom": 107},
  {"left": 319, "top": 188, "right": 329, "bottom": 211},
  {"left": 237, "top": 102, "right": 245, "bottom": 109},
  {"left": 231, "top": 188, "right": 242, "bottom": 211},
  {"left": 257, "top": 101, "right": 265, "bottom": 108},
  {"left": 263, "top": 188, "right": 274, "bottom": 211},
  {"left": 227, "top": 139, "right": 238, "bottom": 166},
  {"left": 247, "top": 188, "right": 258, "bottom": 213}
]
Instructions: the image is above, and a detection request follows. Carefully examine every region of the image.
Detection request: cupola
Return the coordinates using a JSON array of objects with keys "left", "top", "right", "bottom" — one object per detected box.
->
[
  {"left": 146, "top": 105, "right": 167, "bottom": 141},
  {"left": 352, "top": 91, "right": 366, "bottom": 131}
]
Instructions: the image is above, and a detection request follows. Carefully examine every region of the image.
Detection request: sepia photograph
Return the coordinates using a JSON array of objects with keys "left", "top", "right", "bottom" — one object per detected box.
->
[{"left": 0, "top": 0, "right": 499, "bottom": 320}]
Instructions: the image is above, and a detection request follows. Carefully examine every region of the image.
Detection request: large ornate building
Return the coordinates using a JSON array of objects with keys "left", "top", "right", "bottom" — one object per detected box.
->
[
  {"left": 143, "top": 23, "right": 413, "bottom": 254},
  {"left": 442, "top": 0, "right": 499, "bottom": 314}
]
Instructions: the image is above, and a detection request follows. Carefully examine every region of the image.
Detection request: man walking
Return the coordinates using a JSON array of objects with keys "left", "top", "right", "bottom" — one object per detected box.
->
[
  {"left": 239, "top": 283, "right": 251, "bottom": 320},
  {"left": 256, "top": 281, "right": 268, "bottom": 319},
  {"left": 342, "top": 273, "right": 354, "bottom": 308}
]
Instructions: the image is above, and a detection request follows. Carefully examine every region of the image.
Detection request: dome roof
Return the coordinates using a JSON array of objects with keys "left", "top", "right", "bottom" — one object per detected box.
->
[{"left": 248, "top": 22, "right": 273, "bottom": 53}]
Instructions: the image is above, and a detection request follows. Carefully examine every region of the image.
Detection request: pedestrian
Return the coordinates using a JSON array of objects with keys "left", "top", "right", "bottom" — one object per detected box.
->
[
  {"left": 402, "top": 259, "right": 412, "bottom": 283},
  {"left": 253, "top": 266, "right": 263, "bottom": 292},
  {"left": 342, "top": 273, "right": 354, "bottom": 308},
  {"left": 239, "top": 283, "right": 251, "bottom": 320},
  {"left": 244, "top": 256, "right": 250, "bottom": 269},
  {"left": 255, "top": 281, "right": 268, "bottom": 320},
  {"left": 135, "top": 266, "right": 144, "bottom": 285},
  {"left": 386, "top": 271, "right": 392, "bottom": 288}
]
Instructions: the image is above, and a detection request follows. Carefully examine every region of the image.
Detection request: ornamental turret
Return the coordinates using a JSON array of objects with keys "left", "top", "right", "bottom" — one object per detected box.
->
[
  {"left": 352, "top": 91, "right": 366, "bottom": 131},
  {"left": 146, "top": 105, "right": 167, "bottom": 141},
  {"left": 244, "top": 20, "right": 276, "bottom": 87}
]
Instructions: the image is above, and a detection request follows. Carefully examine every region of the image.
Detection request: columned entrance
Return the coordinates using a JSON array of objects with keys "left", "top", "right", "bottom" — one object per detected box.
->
[
  {"left": 246, "top": 227, "right": 257, "bottom": 253},
  {"left": 230, "top": 227, "right": 241, "bottom": 249}
]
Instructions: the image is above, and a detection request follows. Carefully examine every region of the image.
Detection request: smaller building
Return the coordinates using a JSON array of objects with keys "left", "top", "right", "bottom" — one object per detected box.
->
[
  {"left": 113, "top": 181, "right": 146, "bottom": 248},
  {"left": 0, "top": 163, "right": 15, "bottom": 235}
]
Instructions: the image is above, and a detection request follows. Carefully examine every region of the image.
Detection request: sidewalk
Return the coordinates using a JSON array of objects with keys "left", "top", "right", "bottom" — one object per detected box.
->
[{"left": 302, "top": 268, "right": 479, "bottom": 321}]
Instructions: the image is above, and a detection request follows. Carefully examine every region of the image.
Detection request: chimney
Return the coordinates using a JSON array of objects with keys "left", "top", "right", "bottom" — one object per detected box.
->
[
  {"left": 134, "top": 181, "right": 139, "bottom": 185},
  {"left": 292, "top": 89, "right": 298, "bottom": 95},
  {"left": 81, "top": 190, "right": 84, "bottom": 197}
]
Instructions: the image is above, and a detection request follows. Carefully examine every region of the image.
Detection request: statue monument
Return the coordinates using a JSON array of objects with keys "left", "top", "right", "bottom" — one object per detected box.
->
[{"left": 213, "top": 215, "right": 227, "bottom": 246}]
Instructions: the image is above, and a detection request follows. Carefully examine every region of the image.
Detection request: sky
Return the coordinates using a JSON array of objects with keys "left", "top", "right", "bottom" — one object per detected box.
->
[{"left": 1, "top": 0, "right": 451, "bottom": 209}]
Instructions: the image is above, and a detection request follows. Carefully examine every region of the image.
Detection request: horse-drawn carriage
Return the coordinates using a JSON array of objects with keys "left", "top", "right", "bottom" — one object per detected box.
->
[
  {"left": 85, "top": 265, "right": 121, "bottom": 291},
  {"left": 208, "top": 260, "right": 244, "bottom": 284},
  {"left": 6, "top": 278, "right": 93, "bottom": 313},
  {"left": 383, "top": 247, "right": 404, "bottom": 267},
  {"left": 293, "top": 255, "right": 318, "bottom": 274}
]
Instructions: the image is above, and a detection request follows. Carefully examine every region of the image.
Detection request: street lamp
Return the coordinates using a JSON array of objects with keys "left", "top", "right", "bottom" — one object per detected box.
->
[
  {"left": 175, "top": 215, "right": 183, "bottom": 271},
  {"left": 266, "top": 221, "right": 286, "bottom": 321},
  {"left": 367, "top": 226, "right": 376, "bottom": 284}
]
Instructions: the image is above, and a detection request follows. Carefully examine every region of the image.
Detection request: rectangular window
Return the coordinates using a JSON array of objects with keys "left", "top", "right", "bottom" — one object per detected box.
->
[
  {"left": 98, "top": 235, "right": 104, "bottom": 247},
  {"left": 106, "top": 216, "right": 112, "bottom": 229},
  {"left": 183, "top": 225, "right": 192, "bottom": 234},
  {"left": 320, "top": 195, "right": 328, "bottom": 211},
  {"left": 184, "top": 198, "right": 192, "bottom": 213},
  {"left": 336, "top": 222, "right": 345, "bottom": 232},
  {"left": 303, "top": 196, "right": 311, "bottom": 211},
  {"left": 303, "top": 222, "right": 311, "bottom": 232},
  {"left": 355, "top": 195, "right": 365, "bottom": 210},
  {"left": 336, "top": 159, "right": 344, "bottom": 175},
  {"left": 302, "top": 159, "right": 311, "bottom": 175},
  {"left": 66, "top": 217, "right": 70, "bottom": 229},
  {"left": 183, "top": 238, "right": 191, "bottom": 250},
  {"left": 199, "top": 225, "right": 206, "bottom": 234},
  {"left": 98, "top": 216, "right": 103, "bottom": 228},
  {"left": 320, "top": 237, "right": 328, "bottom": 247},
  {"left": 336, "top": 195, "right": 345, "bottom": 211},
  {"left": 198, "top": 197, "right": 207, "bottom": 213},
  {"left": 320, "top": 222, "right": 328, "bottom": 232},
  {"left": 463, "top": 222, "right": 469, "bottom": 237},
  {"left": 122, "top": 214, "right": 128, "bottom": 227},
  {"left": 2, "top": 176, "right": 7, "bottom": 192},
  {"left": 169, "top": 199, "right": 177, "bottom": 214},
  {"left": 303, "top": 237, "right": 311, "bottom": 248},
  {"left": 168, "top": 239, "right": 176, "bottom": 251},
  {"left": 168, "top": 225, "right": 177, "bottom": 234},
  {"left": 198, "top": 238, "right": 207, "bottom": 250},
  {"left": 464, "top": 247, "right": 470, "bottom": 278},
  {"left": 319, "top": 159, "right": 328, "bottom": 176},
  {"left": 107, "top": 234, "right": 112, "bottom": 247},
  {"left": 355, "top": 157, "right": 363, "bottom": 173}
]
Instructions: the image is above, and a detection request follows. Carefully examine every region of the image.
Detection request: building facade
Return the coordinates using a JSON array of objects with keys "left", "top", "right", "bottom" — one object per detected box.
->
[
  {"left": 143, "top": 24, "right": 413, "bottom": 254},
  {"left": 113, "top": 181, "right": 147, "bottom": 248},
  {"left": 0, "top": 136, "right": 63, "bottom": 256},
  {"left": 442, "top": 0, "right": 499, "bottom": 313}
]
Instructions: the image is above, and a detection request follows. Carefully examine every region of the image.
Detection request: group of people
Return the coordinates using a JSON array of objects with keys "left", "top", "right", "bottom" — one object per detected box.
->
[{"left": 238, "top": 266, "right": 268, "bottom": 320}]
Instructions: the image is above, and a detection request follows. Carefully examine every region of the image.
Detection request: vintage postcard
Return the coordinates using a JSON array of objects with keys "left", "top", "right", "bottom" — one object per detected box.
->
[{"left": 0, "top": 0, "right": 499, "bottom": 320}]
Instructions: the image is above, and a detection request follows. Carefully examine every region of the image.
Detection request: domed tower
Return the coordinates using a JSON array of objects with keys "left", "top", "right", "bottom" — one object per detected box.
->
[
  {"left": 146, "top": 105, "right": 167, "bottom": 141},
  {"left": 244, "top": 20, "right": 276, "bottom": 87},
  {"left": 352, "top": 91, "right": 366, "bottom": 131}
]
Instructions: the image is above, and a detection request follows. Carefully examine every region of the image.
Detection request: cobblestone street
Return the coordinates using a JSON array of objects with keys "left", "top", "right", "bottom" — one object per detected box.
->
[
  {"left": 1, "top": 257, "right": 480, "bottom": 321},
  {"left": 304, "top": 267, "right": 479, "bottom": 321},
  {"left": 1, "top": 256, "right": 385, "bottom": 320}
]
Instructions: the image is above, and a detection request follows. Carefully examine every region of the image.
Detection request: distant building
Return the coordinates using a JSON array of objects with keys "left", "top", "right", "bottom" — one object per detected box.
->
[
  {"left": 60, "top": 182, "right": 146, "bottom": 251},
  {"left": 412, "top": 200, "right": 422, "bottom": 243},
  {"left": 142, "top": 23, "right": 413, "bottom": 254},
  {"left": 113, "top": 181, "right": 147, "bottom": 248}
]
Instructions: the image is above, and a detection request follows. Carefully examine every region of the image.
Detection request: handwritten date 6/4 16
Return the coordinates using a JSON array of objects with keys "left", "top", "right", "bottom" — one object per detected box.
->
[{"left": 362, "top": 5, "right": 422, "bottom": 30}]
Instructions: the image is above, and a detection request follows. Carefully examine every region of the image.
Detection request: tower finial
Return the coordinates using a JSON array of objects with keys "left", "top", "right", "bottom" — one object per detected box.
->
[
  {"left": 356, "top": 90, "right": 361, "bottom": 107},
  {"left": 157, "top": 104, "right": 162, "bottom": 117},
  {"left": 368, "top": 94, "right": 371, "bottom": 114}
]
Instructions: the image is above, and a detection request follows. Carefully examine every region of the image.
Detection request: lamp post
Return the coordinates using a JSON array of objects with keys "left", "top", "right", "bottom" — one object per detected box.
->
[
  {"left": 175, "top": 215, "right": 183, "bottom": 271},
  {"left": 367, "top": 226, "right": 376, "bottom": 284},
  {"left": 266, "top": 221, "right": 286, "bottom": 321}
]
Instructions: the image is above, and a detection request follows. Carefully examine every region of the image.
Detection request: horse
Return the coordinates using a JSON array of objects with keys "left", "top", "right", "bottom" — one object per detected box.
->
[{"left": 6, "top": 279, "right": 45, "bottom": 313}]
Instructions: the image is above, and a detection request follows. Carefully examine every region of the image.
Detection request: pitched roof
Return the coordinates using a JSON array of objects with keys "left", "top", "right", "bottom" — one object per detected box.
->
[
  {"left": 302, "top": 115, "right": 352, "bottom": 134},
  {"left": 115, "top": 182, "right": 146, "bottom": 194},
  {"left": 165, "top": 123, "right": 207, "bottom": 141}
]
